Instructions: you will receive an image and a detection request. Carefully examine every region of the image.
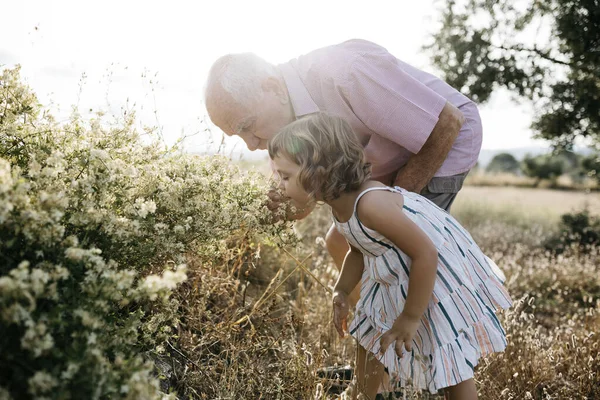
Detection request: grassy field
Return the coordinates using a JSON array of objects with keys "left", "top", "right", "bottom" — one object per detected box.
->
[
  {"left": 167, "top": 183, "right": 600, "bottom": 399},
  {"left": 245, "top": 185, "right": 600, "bottom": 399},
  {"left": 455, "top": 186, "right": 600, "bottom": 219}
]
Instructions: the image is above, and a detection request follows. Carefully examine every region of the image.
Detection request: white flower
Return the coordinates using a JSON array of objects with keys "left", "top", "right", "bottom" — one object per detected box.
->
[
  {"left": 124, "top": 166, "right": 138, "bottom": 177},
  {"left": 135, "top": 198, "right": 157, "bottom": 218},
  {"left": 28, "top": 159, "right": 42, "bottom": 176},
  {"left": 61, "top": 362, "right": 81, "bottom": 380},
  {"left": 65, "top": 248, "right": 86, "bottom": 261},
  {"left": 153, "top": 223, "right": 168, "bottom": 231},
  {"left": 90, "top": 148, "right": 109, "bottom": 161},
  {"left": 87, "top": 333, "right": 97, "bottom": 345},
  {"left": 139, "top": 265, "right": 187, "bottom": 300},
  {"left": 30, "top": 268, "right": 50, "bottom": 295},
  {"left": 74, "top": 309, "right": 100, "bottom": 328},
  {"left": 0, "top": 276, "right": 17, "bottom": 292},
  {"left": 21, "top": 322, "right": 54, "bottom": 357},
  {"left": 0, "top": 159, "right": 14, "bottom": 193},
  {"left": 28, "top": 371, "right": 57, "bottom": 395}
]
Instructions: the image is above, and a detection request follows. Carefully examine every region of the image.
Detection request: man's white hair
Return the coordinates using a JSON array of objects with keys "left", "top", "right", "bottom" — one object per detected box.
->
[{"left": 205, "top": 53, "right": 278, "bottom": 109}]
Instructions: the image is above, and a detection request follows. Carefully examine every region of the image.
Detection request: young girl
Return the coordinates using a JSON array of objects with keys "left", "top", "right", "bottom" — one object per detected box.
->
[{"left": 268, "top": 113, "right": 512, "bottom": 399}]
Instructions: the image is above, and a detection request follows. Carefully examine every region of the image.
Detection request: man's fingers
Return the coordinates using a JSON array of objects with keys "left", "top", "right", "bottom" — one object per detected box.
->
[
  {"left": 267, "top": 191, "right": 281, "bottom": 202},
  {"left": 266, "top": 201, "right": 280, "bottom": 211},
  {"left": 267, "top": 189, "right": 289, "bottom": 202}
]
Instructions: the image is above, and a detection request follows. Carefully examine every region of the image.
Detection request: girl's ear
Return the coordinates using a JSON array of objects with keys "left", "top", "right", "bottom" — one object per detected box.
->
[{"left": 306, "top": 165, "right": 328, "bottom": 200}]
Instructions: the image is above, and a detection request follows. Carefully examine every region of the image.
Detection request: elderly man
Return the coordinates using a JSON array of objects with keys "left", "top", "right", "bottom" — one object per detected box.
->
[
  {"left": 205, "top": 39, "right": 481, "bottom": 272},
  {"left": 205, "top": 39, "right": 482, "bottom": 396},
  {"left": 205, "top": 38, "right": 481, "bottom": 288}
]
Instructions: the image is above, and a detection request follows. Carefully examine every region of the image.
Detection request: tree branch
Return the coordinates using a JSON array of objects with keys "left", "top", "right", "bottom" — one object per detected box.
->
[{"left": 492, "top": 43, "right": 571, "bottom": 66}]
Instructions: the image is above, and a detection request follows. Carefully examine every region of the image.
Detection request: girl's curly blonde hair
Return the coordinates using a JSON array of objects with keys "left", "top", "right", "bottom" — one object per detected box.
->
[{"left": 268, "top": 112, "right": 371, "bottom": 201}]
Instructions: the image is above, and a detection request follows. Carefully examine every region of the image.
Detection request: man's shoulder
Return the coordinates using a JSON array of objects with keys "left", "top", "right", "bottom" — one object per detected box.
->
[
  {"left": 303, "top": 39, "right": 388, "bottom": 60},
  {"left": 335, "top": 39, "right": 389, "bottom": 55},
  {"left": 291, "top": 39, "right": 390, "bottom": 76}
]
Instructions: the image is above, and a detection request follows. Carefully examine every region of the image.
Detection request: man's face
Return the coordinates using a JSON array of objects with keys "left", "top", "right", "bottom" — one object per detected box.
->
[{"left": 209, "top": 78, "right": 294, "bottom": 151}]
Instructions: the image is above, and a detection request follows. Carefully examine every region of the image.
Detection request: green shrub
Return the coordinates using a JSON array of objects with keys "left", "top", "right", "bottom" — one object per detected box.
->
[
  {"left": 0, "top": 66, "right": 292, "bottom": 399},
  {"left": 543, "top": 209, "right": 600, "bottom": 254},
  {"left": 486, "top": 152, "right": 521, "bottom": 174},
  {"left": 522, "top": 154, "right": 564, "bottom": 186}
]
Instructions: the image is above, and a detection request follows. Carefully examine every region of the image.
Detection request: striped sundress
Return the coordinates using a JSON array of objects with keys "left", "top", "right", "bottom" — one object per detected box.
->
[{"left": 334, "top": 186, "right": 512, "bottom": 393}]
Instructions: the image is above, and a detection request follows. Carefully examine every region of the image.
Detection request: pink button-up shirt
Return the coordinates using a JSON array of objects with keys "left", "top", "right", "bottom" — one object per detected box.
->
[{"left": 277, "top": 39, "right": 482, "bottom": 183}]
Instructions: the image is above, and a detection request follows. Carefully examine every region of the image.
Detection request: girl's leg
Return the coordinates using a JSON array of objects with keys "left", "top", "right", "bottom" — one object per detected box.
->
[
  {"left": 355, "top": 344, "right": 385, "bottom": 400},
  {"left": 444, "top": 378, "right": 478, "bottom": 400}
]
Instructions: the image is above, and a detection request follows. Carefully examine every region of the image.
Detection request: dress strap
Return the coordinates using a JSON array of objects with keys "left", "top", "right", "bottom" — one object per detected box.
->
[{"left": 353, "top": 186, "right": 401, "bottom": 214}]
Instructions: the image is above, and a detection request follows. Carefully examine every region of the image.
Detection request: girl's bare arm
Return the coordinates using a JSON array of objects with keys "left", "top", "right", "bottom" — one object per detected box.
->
[
  {"left": 357, "top": 191, "right": 438, "bottom": 320},
  {"left": 333, "top": 244, "right": 364, "bottom": 295}
]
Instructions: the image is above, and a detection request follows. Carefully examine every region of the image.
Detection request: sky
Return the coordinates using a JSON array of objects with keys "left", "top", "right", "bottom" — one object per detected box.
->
[{"left": 1, "top": 0, "right": 550, "bottom": 160}]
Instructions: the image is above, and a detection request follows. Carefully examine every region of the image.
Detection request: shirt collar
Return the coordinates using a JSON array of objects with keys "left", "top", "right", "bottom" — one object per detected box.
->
[{"left": 277, "top": 61, "right": 319, "bottom": 119}]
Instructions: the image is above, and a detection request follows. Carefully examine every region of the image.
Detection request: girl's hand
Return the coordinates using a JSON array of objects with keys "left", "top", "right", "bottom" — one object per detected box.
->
[
  {"left": 332, "top": 290, "right": 350, "bottom": 338},
  {"left": 379, "top": 313, "right": 421, "bottom": 357}
]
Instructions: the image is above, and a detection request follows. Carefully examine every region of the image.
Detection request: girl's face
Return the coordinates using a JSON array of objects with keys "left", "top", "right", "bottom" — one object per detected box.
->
[{"left": 271, "top": 154, "right": 311, "bottom": 208}]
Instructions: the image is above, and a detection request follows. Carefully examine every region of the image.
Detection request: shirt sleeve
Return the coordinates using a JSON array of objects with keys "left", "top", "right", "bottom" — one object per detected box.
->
[{"left": 342, "top": 54, "right": 447, "bottom": 154}]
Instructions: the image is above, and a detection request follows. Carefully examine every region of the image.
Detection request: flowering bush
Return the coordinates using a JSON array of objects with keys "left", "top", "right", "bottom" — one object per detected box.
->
[{"left": 0, "top": 66, "right": 293, "bottom": 399}]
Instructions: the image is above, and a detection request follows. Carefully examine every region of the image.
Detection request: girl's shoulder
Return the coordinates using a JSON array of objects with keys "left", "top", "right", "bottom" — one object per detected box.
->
[{"left": 354, "top": 183, "right": 405, "bottom": 223}]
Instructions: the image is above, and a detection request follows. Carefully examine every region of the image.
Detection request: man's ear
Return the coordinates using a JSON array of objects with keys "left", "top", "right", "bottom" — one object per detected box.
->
[{"left": 262, "top": 76, "right": 289, "bottom": 104}]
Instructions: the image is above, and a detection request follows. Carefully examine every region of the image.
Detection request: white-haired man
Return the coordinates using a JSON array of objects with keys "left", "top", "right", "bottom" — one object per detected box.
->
[{"left": 205, "top": 39, "right": 482, "bottom": 285}]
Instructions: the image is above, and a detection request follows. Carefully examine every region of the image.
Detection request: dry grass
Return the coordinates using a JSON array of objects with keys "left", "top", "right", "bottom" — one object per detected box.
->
[
  {"left": 173, "top": 186, "right": 600, "bottom": 399},
  {"left": 455, "top": 186, "right": 600, "bottom": 219}
]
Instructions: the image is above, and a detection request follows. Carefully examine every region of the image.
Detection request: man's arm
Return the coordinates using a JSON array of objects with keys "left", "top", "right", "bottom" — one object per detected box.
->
[
  {"left": 342, "top": 54, "right": 465, "bottom": 191},
  {"left": 393, "top": 101, "right": 465, "bottom": 193}
]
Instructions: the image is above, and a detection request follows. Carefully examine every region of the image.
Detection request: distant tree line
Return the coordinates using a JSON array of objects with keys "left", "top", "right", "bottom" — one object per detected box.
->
[{"left": 485, "top": 150, "right": 600, "bottom": 186}]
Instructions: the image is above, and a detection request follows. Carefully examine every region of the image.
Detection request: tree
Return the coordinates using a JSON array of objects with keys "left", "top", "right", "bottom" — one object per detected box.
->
[
  {"left": 486, "top": 152, "right": 521, "bottom": 174},
  {"left": 521, "top": 153, "right": 564, "bottom": 185},
  {"left": 581, "top": 153, "right": 600, "bottom": 183},
  {"left": 427, "top": 0, "right": 600, "bottom": 148}
]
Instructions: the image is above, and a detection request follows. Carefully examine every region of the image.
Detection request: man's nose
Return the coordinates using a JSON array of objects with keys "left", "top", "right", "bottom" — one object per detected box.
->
[{"left": 242, "top": 135, "right": 259, "bottom": 151}]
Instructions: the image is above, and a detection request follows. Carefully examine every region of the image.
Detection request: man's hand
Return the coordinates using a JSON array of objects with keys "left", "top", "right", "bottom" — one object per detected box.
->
[
  {"left": 379, "top": 312, "right": 421, "bottom": 357},
  {"left": 332, "top": 290, "right": 350, "bottom": 338},
  {"left": 266, "top": 188, "right": 286, "bottom": 212},
  {"left": 266, "top": 187, "right": 314, "bottom": 221}
]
